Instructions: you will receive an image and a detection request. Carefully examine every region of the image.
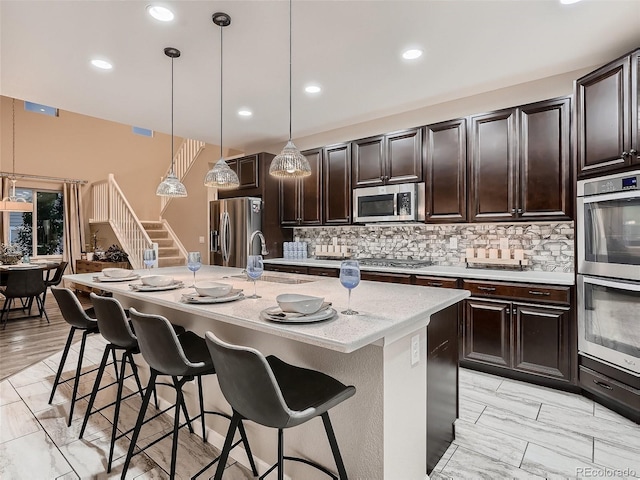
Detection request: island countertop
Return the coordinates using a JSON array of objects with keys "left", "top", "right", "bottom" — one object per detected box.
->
[{"left": 64, "top": 265, "right": 470, "bottom": 354}]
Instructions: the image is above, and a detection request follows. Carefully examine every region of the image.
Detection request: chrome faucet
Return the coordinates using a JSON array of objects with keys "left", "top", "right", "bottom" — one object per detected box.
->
[{"left": 248, "top": 230, "right": 269, "bottom": 257}]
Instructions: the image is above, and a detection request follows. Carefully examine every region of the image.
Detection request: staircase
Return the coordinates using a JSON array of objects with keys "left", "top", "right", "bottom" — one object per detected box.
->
[{"left": 141, "top": 221, "right": 185, "bottom": 267}]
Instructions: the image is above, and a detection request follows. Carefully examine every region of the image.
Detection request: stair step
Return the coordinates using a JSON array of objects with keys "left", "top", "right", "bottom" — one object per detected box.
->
[
  {"left": 155, "top": 239, "right": 174, "bottom": 248},
  {"left": 141, "top": 221, "right": 164, "bottom": 230},
  {"left": 158, "top": 247, "right": 180, "bottom": 256},
  {"left": 159, "top": 256, "right": 185, "bottom": 267},
  {"left": 147, "top": 230, "right": 169, "bottom": 239}
]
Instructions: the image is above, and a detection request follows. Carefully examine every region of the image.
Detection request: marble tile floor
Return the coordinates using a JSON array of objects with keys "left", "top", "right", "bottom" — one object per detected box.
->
[{"left": 1, "top": 333, "right": 639, "bottom": 479}]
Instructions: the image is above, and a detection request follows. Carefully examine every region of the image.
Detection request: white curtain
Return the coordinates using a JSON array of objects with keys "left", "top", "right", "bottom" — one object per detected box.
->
[{"left": 62, "top": 182, "right": 85, "bottom": 273}]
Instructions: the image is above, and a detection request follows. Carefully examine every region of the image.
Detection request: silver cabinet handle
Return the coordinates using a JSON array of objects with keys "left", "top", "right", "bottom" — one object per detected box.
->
[
  {"left": 517, "top": 208, "right": 523, "bottom": 213},
  {"left": 630, "top": 149, "right": 637, "bottom": 156},
  {"left": 593, "top": 380, "right": 613, "bottom": 390},
  {"left": 622, "top": 151, "right": 630, "bottom": 158},
  {"left": 511, "top": 208, "right": 517, "bottom": 214},
  {"left": 528, "top": 290, "right": 551, "bottom": 296},
  {"left": 477, "top": 286, "right": 496, "bottom": 291}
]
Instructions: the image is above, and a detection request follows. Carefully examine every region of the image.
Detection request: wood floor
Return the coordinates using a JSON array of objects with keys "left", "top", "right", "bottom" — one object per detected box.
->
[{"left": 0, "top": 290, "right": 91, "bottom": 381}]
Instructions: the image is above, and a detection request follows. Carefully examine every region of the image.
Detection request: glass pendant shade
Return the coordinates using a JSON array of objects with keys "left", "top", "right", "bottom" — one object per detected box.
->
[
  {"left": 156, "top": 170, "right": 187, "bottom": 197},
  {"left": 204, "top": 158, "right": 239, "bottom": 189},
  {"left": 269, "top": 140, "right": 311, "bottom": 178}
]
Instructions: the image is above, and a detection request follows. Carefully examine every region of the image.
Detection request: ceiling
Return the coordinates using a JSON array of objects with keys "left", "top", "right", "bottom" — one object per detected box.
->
[{"left": 2, "top": 1, "right": 639, "bottom": 153}]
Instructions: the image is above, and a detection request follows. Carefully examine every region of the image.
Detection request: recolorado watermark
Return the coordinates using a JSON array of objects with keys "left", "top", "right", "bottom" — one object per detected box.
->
[{"left": 576, "top": 467, "right": 637, "bottom": 478}]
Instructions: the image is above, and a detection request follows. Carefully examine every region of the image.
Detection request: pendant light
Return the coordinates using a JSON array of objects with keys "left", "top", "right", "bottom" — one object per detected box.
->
[
  {"left": 1, "top": 99, "right": 34, "bottom": 212},
  {"left": 269, "top": 0, "right": 311, "bottom": 178},
  {"left": 156, "top": 47, "right": 188, "bottom": 197},
  {"left": 204, "top": 12, "right": 240, "bottom": 189}
]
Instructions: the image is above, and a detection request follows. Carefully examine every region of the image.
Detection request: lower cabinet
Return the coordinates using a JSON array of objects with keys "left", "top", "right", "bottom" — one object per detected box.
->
[
  {"left": 461, "top": 280, "right": 575, "bottom": 386},
  {"left": 74, "top": 260, "right": 130, "bottom": 293}
]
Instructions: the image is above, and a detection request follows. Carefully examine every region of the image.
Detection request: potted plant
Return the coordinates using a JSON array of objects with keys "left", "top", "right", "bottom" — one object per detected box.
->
[
  {"left": 93, "top": 244, "right": 129, "bottom": 264},
  {"left": 0, "top": 243, "right": 24, "bottom": 265}
]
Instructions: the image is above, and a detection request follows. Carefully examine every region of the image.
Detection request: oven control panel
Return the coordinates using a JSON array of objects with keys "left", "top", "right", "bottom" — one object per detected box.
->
[{"left": 580, "top": 170, "right": 639, "bottom": 196}]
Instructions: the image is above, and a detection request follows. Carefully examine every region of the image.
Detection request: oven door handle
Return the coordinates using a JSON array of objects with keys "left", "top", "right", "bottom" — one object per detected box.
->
[
  {"left": 581, "top": 275, "right": 640, "bottom": 292},
  {"left": 580, "top": 190, "right": 639, "bottom": 203}
]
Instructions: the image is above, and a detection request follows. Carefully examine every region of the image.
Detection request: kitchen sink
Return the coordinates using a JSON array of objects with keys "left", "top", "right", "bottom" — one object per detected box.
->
[{"left": 226, "top": 274, "right": 316, "bottom": 284}]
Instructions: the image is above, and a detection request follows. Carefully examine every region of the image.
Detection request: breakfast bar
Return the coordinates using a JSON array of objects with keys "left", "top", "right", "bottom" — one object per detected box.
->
[{"left": 65, "top": 265, "right": 470, "bottom": 480}]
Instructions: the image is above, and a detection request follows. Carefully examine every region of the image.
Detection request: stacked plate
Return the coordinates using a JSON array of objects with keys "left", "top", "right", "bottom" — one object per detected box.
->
[
  {"left": 261, "top": 294, "right": 336, "bottom": 324},
  {"left": 182, "top": 282, "right": 244, "bottom": 304}
]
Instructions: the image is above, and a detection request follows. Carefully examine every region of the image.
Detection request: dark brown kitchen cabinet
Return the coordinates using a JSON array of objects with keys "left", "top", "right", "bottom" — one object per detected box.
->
[
  {"left": 360, "top": 271, "right": 412, "bottom": 284},
  {"left": 424, "top": 118, "right": 467, "bottom": 222},
  {"left": 576, "top": 49, "right": 640, "bottom": 178},
  {"left": 461, "top": 279, "right": 574, "bottom": 386},
  {"left": 469, "top": 109, "right": 518, "bottom": 222},
  {"left": 352, "top": 128, "right": 423, "bottom": 187},
  {"left": 279, "top": 148, "right": 322, "bottom": 226},
  {"left": 469, "top": 98, "right": 572, "bottom": 222},
  {"left": 222, "top": 155, "right": 259, "bottom": 191},
  {"left": 413, "top": 275, "right": 459, "bottom": 289},
  {"left": 323, "top": 143, "right": 351, "bottom": 224}
]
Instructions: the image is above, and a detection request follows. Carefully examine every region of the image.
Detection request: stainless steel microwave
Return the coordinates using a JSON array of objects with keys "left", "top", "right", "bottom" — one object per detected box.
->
[{"left": 353, "top": 183, "right": 425, "bottom": 223}]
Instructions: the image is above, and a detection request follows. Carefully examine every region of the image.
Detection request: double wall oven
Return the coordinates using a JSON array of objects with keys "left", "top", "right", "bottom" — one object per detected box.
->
[{"left": 576, "top": 170, "right": 640, "bottom": 376}]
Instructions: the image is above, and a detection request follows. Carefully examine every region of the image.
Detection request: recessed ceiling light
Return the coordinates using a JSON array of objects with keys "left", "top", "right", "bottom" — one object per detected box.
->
[
  {"left": 560, "top": 0, "right": 582, "bottom": 3},
  {"left": 147, "top": 5, "right": 175, "bottom": 22},
  {"left": 402, "top": 49, "right": 423, "bottom": 60},
  {"left": 91, "top": 59, "right": 113, "bottom": 70},
  {"left": 305, "top": 85, "right": 321, "bottom": 94},
  {"left": 238, "top": 109, "right": 253, "bottom": 117}
]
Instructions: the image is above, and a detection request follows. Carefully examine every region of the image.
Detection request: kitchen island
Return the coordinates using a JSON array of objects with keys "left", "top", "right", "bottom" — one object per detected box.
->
[{"left": 65, "top": 265, "right": 470, "bottom": 479}]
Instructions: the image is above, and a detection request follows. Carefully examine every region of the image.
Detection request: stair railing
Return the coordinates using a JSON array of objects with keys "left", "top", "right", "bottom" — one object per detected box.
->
[
  {"left": 160, "top": 138, "right": 206, "bottom": 215},
  {"left": 90, "top": 174, "right": 153, "bottom": 269}
]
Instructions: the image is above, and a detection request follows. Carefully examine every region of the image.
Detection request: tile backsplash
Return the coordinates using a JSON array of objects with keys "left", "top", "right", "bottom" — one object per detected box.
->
[{"left": 293, "top": 222, "right": 574, "bottom": 272}]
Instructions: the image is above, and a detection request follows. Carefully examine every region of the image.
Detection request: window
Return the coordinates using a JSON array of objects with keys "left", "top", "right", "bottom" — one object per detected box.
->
[{"left": 8, "top": 187, "right": 64, "bottom": 257}]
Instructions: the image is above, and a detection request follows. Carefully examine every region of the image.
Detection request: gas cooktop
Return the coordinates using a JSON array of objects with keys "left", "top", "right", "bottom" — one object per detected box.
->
[{"left": 357, "top": 258, "right": 433, "bottom": 269}]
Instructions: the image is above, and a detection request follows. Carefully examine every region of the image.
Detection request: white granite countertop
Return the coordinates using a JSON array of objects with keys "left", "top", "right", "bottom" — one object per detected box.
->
[
  {"left": 64, "top": 265, "right": 470, "bottom": 354},
  {"left": 263, "top": 258, "right": 575, "bottom": 286}
]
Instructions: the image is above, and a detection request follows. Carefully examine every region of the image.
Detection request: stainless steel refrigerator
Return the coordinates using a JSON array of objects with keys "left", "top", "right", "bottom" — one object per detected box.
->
[{"left": 209, "top": 197, "right": 262, "bottom": 267}]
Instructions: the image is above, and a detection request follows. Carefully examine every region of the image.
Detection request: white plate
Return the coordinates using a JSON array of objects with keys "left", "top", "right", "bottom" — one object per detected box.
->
[
  {"left": 181, "top": 289, "right": 244, "bottom": 304},
  {"left": 93, "top": 274, "right": 140, "bottom": 282},
  {"left": 129, "top": 281, "right": 184, "bottom": 292},
  {"left": 261, "top": 305, "right": 336, "bottom": 324}
]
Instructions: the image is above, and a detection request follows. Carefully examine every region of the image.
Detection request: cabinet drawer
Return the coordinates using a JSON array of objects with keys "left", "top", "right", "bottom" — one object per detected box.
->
[
  {"left": 360, "top": 271, "right": 412, "bottom": 284},
  {"left": 462, "top": 280, "right": 570, "bottom": 305},
  {"left": 264, "top": 264, "right": 308, "bottom": 275},
  {"left": 414, "top": 276, "right": 459, "bottom": 289},
  {"left": 580, "top": 366, "right": 640, "bottom": 416},
  {"left": 307, "top": 267, "right": 338, "bottom": 278}
]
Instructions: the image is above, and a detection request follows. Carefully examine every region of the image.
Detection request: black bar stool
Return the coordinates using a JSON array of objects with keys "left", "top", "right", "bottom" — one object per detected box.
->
[
  {"left": 0, "top": 268, "right": 49, "bottom": 329},
  {"left": 42, "top": 260, "right": 68, "bottom": 306},
  {"left": 49, "top": 287, "right": 115, "bottom": 426},
  {"left": 121, "top": 308, "right": 258, "bottom": 480},
  {"left": 204, "top": 331, "right": 356, "bottom": 480}
]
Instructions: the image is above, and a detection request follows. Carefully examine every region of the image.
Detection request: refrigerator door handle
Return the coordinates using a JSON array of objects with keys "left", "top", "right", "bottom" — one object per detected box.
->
[
  {"left": 221, "top": 211, "right": 231, "bottom": 263},
  {"left": 211, "top": 229, "right": 219, "bottom": 253}
]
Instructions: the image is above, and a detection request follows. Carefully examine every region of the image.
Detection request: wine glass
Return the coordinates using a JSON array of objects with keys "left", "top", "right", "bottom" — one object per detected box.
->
[
  {"left": 187, "top": 252, "right": 202, "bottom": 287},
  {"left": 143, "top": 249, "right": 156, "bottom": 270},
  {"left": 246, "top": 255, "right": 263, "bottom": 299},
  {"left": 339, "top": 260, "right": 360, "bottom": 315}
]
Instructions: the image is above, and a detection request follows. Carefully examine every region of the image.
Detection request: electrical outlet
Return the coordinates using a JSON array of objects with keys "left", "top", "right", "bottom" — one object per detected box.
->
[
  {"left": 500, "top": 238, "right": 509, "bottom": 250},
  {"left": 449, "top": 237, "right": 458, "bottom": 250},
  {"left": 199, "top": 236, "right": 205, "bottom": 244},
  {"left": 411, "top": 335, "right": 420, "bottom": 366}
]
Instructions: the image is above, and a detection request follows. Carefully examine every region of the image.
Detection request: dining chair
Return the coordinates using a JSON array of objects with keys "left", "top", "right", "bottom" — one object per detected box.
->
[
  {"left": 42, "top": 261, "right": 68, "bottom": 306},
  {"left": 204, "top": 331, "right": 356, "bottom": 480},
  {"left": 0, "top": 268, "right": 49, "bottom": 329}
]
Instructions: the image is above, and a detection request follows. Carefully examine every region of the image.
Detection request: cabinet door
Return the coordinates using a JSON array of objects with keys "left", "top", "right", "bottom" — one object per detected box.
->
[
  {"left": 386, "top": 128, "right": 423, "bottom": 184},
  {"left": 469, "top": 109, "right": 518, "bottom": 222},
  {"left": 352, "top": 135, "right": 385, "bottom": 187},
  {"left": 577, "top": 55, "right": 631, "bottom": 176},
  {"left": 299, "top": 149, "right": 323, "bottom": 225},
  {"left": 632, "top": 50, "right": 639, "bottom": 165},
  {"left": 513, "top": 303, "right": 571, "bottom": 381},
  {"left": 518, "top": 97, "right": 572, "bottom": 220},
  {"left": 360, "top": 271, "right": 412, "bottom": 284},
  {"left": 323, "top": 143, "right": 351, "bottom": 224},
  {"left": 279, "top": 178, "right": 299, "bottom": 226},
  {"left": 236, "top": 155, "right": 259, "bottom": 189},
  {"left": 425, "top": 119, "right": 467, "bottom": 222},
  {"left": 463, "top": 298, "right": 511, "bottom": 367}
]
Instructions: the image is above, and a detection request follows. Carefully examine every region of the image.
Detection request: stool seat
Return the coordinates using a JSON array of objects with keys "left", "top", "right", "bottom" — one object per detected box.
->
[{"left": 266, "top": 355, "right": 355, "bottom": 428}]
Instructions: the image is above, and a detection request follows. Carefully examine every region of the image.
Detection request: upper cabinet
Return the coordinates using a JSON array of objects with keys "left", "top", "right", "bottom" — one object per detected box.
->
[
  {"left": 424, "top": 119, "right": 467, "bottom": 222},
  {"left": 576, "top": 49, "right": 640, "bottom": 178},
  {"left": 279, "top": 148, "right": 323, "bottom": 226},
  {"left": 217, "top": 153, "right": 266, "bottom": 198},
  {"left": 469, "top": 97, "right": 572, "bottom": 222},
  {"left": 352, "top": 128, "right": 423, "bottom": 187},
  {"left": 323, "top": 143, "right": 352, "bottom": 225}
]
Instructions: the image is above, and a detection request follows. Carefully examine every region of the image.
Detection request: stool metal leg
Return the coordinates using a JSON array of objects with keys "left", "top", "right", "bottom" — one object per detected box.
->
[
  {"left": 322, "top": 412, "right": 348, "bottom": 480},
  {"left": 49, "top": 327, "right": 77, "bottom": 404},
  {"left": 170, "top": 382, "right": 184, "bottom": 479},
  {"left": 172, "top": 376, "right": 193, "bottom": 434},
  {"left": 278, "top": 428, "right": 284, "bottom": 480},
  {"left": 107, "top": 351, "right": 130, "bottom": 473},
  {"left": 197, "top": 375, "right": 206, "bottom": 441},
  {"left": 237, "top": 419, "right": 259, "bottom": 476},
  {"left": 213, "top": 411, "right": 241, "bottom": 480},
  {"left": 79, "top": 345, "right": 111, "bottom": 438},
  {"left": 67, "top": 330, "right": 90, "bottom": 426},
  {"left": 121, "top": 370, "right": 157, "bottom": 480}
]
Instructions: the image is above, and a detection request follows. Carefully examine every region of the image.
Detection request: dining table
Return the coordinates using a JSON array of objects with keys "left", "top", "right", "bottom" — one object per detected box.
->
[{"left": 0, "top": 261, "right": 60, "bottom": 321}]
